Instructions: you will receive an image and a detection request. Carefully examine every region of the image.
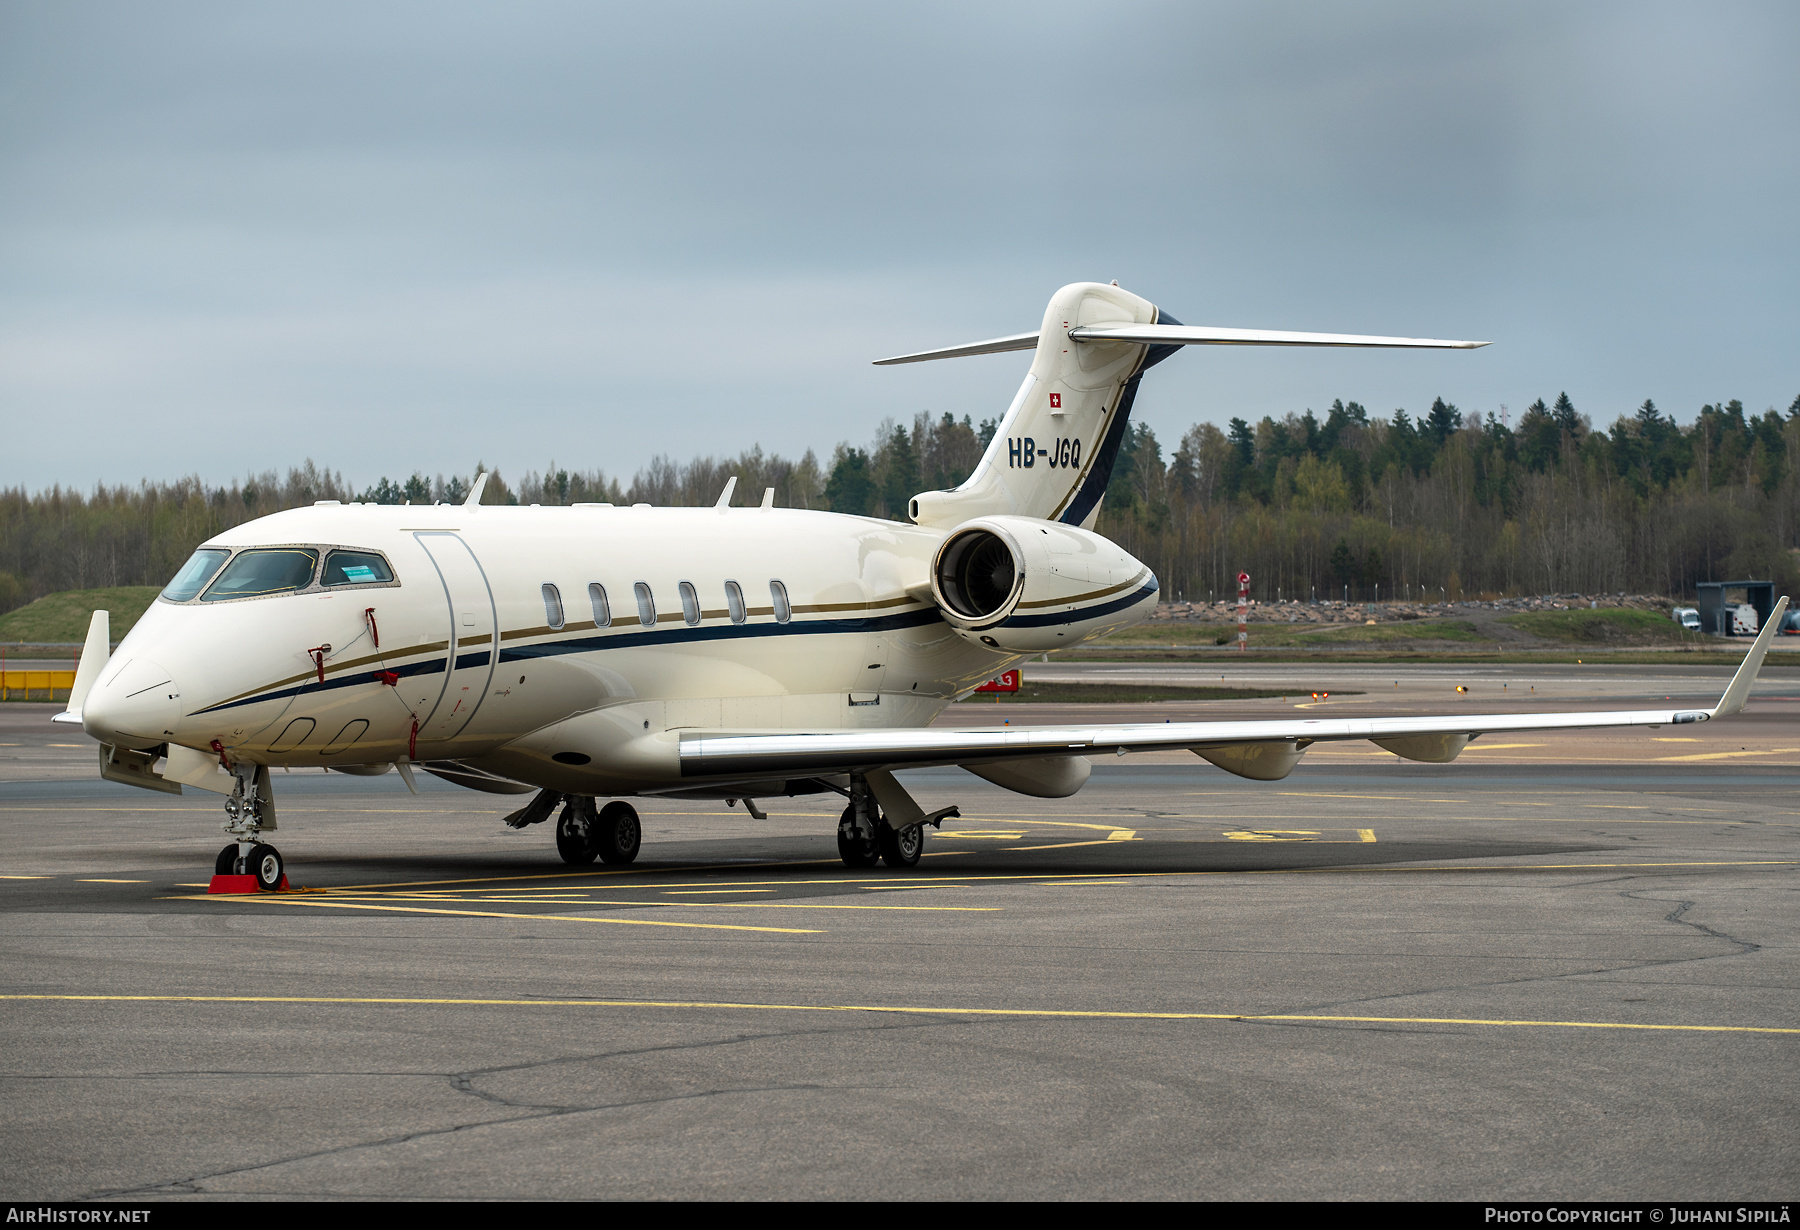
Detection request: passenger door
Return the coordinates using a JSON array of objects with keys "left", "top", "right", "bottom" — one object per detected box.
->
[{"left": 414, "top": 532, "right": 499, "bottom": 744}]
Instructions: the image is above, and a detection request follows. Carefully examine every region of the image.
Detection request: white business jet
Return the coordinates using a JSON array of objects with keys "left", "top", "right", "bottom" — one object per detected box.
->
[{"left": 54, "top": 282, "right": 1789, "bottom": 890}]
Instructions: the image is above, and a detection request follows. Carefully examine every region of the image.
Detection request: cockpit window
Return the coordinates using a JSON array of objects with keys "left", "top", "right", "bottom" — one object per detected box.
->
[
  {"left": 322, "top": 550, "right": 396, "bottom": 587},
  {"left": 201, "top": 549, "right": 320, "bottom": 601},
  {"left": 160, "top": 549, "right": 231, "bottom": 602}
]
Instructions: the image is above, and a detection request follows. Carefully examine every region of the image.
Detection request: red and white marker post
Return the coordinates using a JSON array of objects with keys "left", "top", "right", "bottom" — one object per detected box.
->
[{"left": 1237, "top": 571, "right": 1250, "bottom": 652}]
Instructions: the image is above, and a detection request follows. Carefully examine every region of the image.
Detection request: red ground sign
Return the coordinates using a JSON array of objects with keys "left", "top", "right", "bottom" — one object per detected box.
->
[{"left": 974, "top": 670, "right": 1020, "bottom": 693}]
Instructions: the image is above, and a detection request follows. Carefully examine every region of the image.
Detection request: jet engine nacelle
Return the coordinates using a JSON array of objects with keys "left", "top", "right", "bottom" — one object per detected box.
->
[{"left": 929, "top": 516, "right": 1157, "bottom": 653}]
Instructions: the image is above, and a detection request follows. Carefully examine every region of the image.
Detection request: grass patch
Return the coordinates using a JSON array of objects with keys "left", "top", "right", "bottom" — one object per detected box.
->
[
  {"left": 1293, "top": 620, "right": 1482, "bottom": 645},
  {"left": 0, "top": 586, "right": 161, "bottom": 644},
  {"left": 967, "top": 682, "right": 1356, "bottom": 704},
  {"left": 1498, "top": 608, "right": 1702, "bottom": 646},
  {"left": 1104, "top": 619, "right": 1491, "bottom": 648}
]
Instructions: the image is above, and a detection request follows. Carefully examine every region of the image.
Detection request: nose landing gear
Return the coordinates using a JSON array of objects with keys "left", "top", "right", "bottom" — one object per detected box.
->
[{"left": 208, "top": 760, "right": 289, "bottom": 893}]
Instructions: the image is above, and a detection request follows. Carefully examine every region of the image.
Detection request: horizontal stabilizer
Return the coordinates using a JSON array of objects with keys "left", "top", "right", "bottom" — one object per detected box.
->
[
  {"left": 875, "top": 324, "right": 1485, "bottom": 364},
  {"left": 873, "top": 331, "right": 1040, "bottom": 366},
  {"left": 1066, "top": 324, "right": 1488, "bottom": 350}
]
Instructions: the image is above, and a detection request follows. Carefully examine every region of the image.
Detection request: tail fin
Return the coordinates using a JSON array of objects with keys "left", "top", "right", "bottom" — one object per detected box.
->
[
  {"left": 909, "top": 282, "right": 1172, "bottom": 529},
  {"left": 893, "top": 281, "right": 1487, "bottom": 529}
]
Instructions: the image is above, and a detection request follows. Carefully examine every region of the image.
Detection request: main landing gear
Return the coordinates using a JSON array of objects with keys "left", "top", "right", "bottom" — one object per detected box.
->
[
  {"left": 210, "top": 760, "right": 287, "bottom": 892},
  {"left": 837, "top": 773, "right": 940, "bottom": 869},
  {"left": 506, "top": 789, "right": 640, "bottom": 866}
]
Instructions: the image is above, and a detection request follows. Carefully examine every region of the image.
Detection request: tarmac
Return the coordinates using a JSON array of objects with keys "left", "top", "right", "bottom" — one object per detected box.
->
[{"left": 1, "top": 661, "right": 1796, "bottom": 1200}]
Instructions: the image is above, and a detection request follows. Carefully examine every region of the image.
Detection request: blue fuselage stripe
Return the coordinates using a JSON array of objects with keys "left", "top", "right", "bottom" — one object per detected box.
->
[
  {"left": 1000, "top": 581, "right": 1159, "bottom": 628},
  {"left": 191, "top": 608, "right": 946, "bottom": 716}
]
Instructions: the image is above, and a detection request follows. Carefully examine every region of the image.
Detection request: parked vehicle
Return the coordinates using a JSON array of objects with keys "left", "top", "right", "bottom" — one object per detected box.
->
[
  {"left": 1730, "top": 603, "right": 1759, "bottom": 635},
  {"left": 1672, "top": 606, "right": 1701, "bottom": 630},
  {"left": 1781, "top": 610, "right": 1800, "bottom": 635}
]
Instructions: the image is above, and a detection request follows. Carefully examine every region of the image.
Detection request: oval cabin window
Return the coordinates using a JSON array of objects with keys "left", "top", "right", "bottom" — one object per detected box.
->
[
  {"left": 589, "top": 583, "right": 611, "bottom": 627},
  {"left": 770, "top": 579, "right": 792, "bottom": 624},
  {"left": 634, "top": 582, "right": 656, "bottom": 627},
  {"left": 678, "top": 581, "right": 701, "bottom": 626},
  {"left": 541, "top": 583, "right": 564, "bottom": 630},
  {"left": 724, "top": 580, "right": 746, "bottom": 624}
]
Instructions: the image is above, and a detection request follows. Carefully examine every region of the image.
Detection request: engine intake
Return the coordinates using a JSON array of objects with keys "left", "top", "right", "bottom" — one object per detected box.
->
[
  {"left": 928, "top": 516, "right": 1157, "bottom": 653},
  {"left": 933, "top": 526, "right": 1023, "bottom": 628}
]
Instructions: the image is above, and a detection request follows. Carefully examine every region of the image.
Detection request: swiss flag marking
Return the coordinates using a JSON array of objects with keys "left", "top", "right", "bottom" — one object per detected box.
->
[{"left": 1049, "top": 393, "right": 1061, "bottom": 408}]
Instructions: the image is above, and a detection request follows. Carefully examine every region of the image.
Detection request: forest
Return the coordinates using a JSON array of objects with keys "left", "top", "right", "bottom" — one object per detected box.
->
[{"left": 2, "top": 391, "right": 1797, "bottom": 615}]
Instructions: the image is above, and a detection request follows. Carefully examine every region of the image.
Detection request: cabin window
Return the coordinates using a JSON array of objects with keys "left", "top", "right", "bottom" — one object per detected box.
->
[
  {"left": 589, "top": 583, "right": 611, "bottom": 627},
  {"left": 678, "top": 581, "right": 701, "bottom": 626},
  {"left": 542, "top": 583, "right": 565, "bottom": 630},
  {"left": 634, "top": 582, "right": 656, "bottom": 627},
  {"left": 322, "top": 550, "right": 395, "bottom": 587},
  {"left": 724, "top": 580, "right": 746, "bottom": 624},
  {"left": 770, "top": 579, "right": 792, "bottom": 624},
  {"left": 201, "top": 549, "right": 320, "bottom": 601},
  {"left": 161, "top": 549, "right": 230, "bottom": 602}
]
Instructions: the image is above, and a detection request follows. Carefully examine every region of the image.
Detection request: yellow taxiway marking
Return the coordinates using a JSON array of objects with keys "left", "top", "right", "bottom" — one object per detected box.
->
[
  {"left": 77, "top": 879, "right": 145, "bottom": 884},
  {"left": 178, "top": 894, "right": 822, "bottom": 933},
  {"left": 859, "top": 884, "right": 962, "bottom": 891},
  {"left": 1358, "top": 829, "right": 1377, "bottom": 842},
  {"left": 1270, "top": 792, "right": 1466, "bottom": 803},
  {"left": 242, "top": 890, "right": 995, "bottom": 914},
  {"left": 956, "top": 818, "right": 1149, "bottom": 834},
  {"left": 936, "top": 832, "right": 1027, "bottom": 840},
  {"left": 1654, "top": 747, "right": 1800, "bottom": 762},
  {"left": 662, "top": 888, "right": 774, "bottom": 894},
  {"left": 0, "top": 875, "right": 52, "bottom": 880},
  {"left": 1225, "top": 830, "right": 1320, "bottom": 842},
  {"left": 1653, "top": 738, "right": 1702, "bottom": 742},
  {"left": 1004, "top": 839, "right": 1117, "bottom": 853},
  {"left": 2, "top": 993, "right": 1793, "bottom": 1037},
  {"left": 1107, "top": 830, "right": 1137, "bottom": 841},
  {"left": 1458, "top": 743, "right": 1547, "bottom": 751}
]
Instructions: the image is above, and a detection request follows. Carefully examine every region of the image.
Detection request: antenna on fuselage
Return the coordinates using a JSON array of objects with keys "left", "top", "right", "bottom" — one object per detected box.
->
[
  {"left": 714, "top": 476, "right": 738, "bottom": 509},
  {"left": 464, "top": 472, "right": 489, "bottom": 507}
]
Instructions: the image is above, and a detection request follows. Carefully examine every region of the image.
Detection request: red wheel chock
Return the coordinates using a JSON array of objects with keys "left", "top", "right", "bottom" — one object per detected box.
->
[{"left": 207, "top": 874, "right": 291, "bottom": 894}]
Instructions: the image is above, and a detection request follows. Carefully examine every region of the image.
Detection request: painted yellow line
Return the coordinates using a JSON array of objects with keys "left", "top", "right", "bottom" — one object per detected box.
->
[
  {"left": 1272, "top": 792, "right": 1467, "bottom": 803},
  {"left": 1655, "top": 747, "right": 1800, "bottom": 762},
  {"left": 1005, "top": 840, "right": 1117, "bottom": 853},
  {"left": 1107, "top": 830, "right": 1137, "bottom": 841},
  {"left": 77, "top": 879, "right": 145, "bottom": 884},
  {"left": 177, "top": 894, "right": 823, "bottom": 933},
  {"left": 568, "top": 900, "right": 1000, "bottom": 912},
  {"left": 936, "top": 833, "right": 1027, "bottom": 840},
  {"left": 662, "top": 888, "right": 774, "bottom": 894},
  {"left": 1358, "top": 829, "right": 1377, "bottom": 843},
  {"left": 0, "top": 875, "right": 52, "bottom": 880},
  {"left": 1, "top": 994, "right": 1792, "bottom": 1037},
  {"left": 954, "top": 818, "right": 1149, "bottom": 834}
]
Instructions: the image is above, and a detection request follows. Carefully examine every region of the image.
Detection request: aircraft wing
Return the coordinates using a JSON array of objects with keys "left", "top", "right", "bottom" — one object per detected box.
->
[{"left": 681, "top": 597, "right": 1787, "bottom": 780}]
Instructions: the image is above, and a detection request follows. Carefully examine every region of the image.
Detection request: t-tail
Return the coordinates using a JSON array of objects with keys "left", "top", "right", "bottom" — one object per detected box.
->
[{"left": 878, "top": 281, "right": 1487, "bottom": 530}]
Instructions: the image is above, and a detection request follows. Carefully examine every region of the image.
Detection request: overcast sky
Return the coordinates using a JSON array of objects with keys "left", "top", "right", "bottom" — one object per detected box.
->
[{"left": 3, "top": 1, "right": 1796, "bottom": 494}]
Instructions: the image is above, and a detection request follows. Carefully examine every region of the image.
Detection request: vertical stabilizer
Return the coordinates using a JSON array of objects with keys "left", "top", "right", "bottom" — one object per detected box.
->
[{"left": 910, "top": 282, "right": 1177, "bottom": 528}]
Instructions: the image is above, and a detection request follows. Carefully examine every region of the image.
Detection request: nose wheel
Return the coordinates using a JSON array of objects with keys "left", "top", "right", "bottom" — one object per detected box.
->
[{"left": 213, "top": 842, "right": 285, "bottom": 891}]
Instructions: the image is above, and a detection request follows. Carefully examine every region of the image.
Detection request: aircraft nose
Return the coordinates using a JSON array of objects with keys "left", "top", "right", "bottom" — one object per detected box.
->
[{"left": 83, "top": 658, "right": 183, "bottom": 749}]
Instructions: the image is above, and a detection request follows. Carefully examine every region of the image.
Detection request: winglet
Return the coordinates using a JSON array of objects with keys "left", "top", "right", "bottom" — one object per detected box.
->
[
  {"left": 1714, "top": 595, "right": 1789, "bottom": 717},
  {"left": 464, "top": 472, "right": 489, "bottom": 507},
  {"left": 53, "top": 610, "right": 110, "bottom": 726}
]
